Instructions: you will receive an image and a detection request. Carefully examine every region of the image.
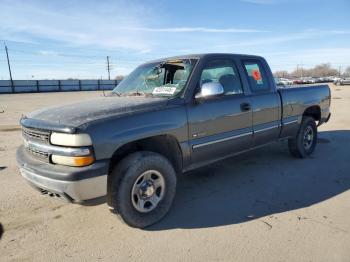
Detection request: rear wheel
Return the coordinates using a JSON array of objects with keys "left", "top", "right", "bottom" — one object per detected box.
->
[
  {"left": 109, "top": 151, "right": 177, "bottom": 228},
  {"left": 288, "top": 116, "right": 317, "bottom": 158}
]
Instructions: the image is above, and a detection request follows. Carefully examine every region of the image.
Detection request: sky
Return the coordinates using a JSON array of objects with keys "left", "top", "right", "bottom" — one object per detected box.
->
[{"left": 0, "top": 0, "right": 349, "bottom": 79}]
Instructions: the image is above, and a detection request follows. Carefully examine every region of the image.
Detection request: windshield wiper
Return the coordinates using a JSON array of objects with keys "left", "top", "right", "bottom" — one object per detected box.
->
[
  {"left": 125, "top": 91, "right": 148, "bottom": 96},
  {"left": 109, "top": 92, "right": 121, "bottom": 97}
]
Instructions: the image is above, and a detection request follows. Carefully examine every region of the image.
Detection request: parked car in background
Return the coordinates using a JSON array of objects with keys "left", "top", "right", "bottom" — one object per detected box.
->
[
  {"left": 293, "top": 78, "right": 304, "bottom": 85},
  {"left": 302, "top": 77, "right": 316, "bottom": 84},
  {"left": 334, "top": 78, "right": 350, "bottom": 85},
  {"left": 274, "top": 77, "right": 293, "bottom": 86},
  {"left": 329, "top": 76, "right": 341, "bottom": 83},
  {"left": 293, "top": 78, "right": 313, "bottom": 84},
  {"left": 323, "top": 77, "right": 336, "bottom": 83},
  {"left": 294, "top": 77, "right": 334, "bottom": 85},
  {"left": 317, "top": 77, "right": 336, "bottom": 83},
  {"left": 315, "top": 77, "right": 326, "bottom": 83}
]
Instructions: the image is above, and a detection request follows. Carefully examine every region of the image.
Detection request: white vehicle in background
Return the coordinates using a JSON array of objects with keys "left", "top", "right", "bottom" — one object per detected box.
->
[
  {"left": 302, "top": 77, "right": 316, "bottom": 84},
  {"left": 317, "top": 77, "right": 335, "bottom": 83},
  {"left": 274, "top": 77, "right": 293, "bottom": 86},
  {"left": 330, "top": 76, "right": 341, "bottom": 82},
  {"left": 334, "top": 78, "right": 350, "bottom": 85}
]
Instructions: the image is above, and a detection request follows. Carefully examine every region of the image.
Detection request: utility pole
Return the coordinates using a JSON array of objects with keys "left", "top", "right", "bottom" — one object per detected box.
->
[
  {"left": 296, "top": 64, "right": 299, "bottom": 78},
  {"left": 106, "top": 56, "right": 111, "bottom": 80},
  {"left": 297, "top": 63, "right": 304, "bottom": 78},
  {"left": 4, "top": 43, "right": 14, "bottom": 92},
  {"left": 338, "top": 65, "right": 342, "bottom": 77}
]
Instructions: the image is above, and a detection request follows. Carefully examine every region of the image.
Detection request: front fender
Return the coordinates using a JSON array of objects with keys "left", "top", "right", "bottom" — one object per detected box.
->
[{"left": 83, "top": 106, "right": 188, "bottom": 160}]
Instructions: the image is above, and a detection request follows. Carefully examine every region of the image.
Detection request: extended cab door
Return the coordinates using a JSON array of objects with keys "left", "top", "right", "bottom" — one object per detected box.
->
[
  {"left": 241, "top": 60, "right": 281, "bottom": 146},
  {"left": 187, "top": 58, "right": 253, "bottom": 165}
]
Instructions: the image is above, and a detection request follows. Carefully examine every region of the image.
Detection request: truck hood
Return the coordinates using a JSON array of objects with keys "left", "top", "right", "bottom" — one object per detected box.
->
[{"left": 27, "top": 96, "right": 169, "bottom": 128}]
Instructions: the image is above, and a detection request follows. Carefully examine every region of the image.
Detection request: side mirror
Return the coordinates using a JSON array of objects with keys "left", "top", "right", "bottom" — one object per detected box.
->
[{"left": 195, "top": 82, "right": 224, "bottom": 99}]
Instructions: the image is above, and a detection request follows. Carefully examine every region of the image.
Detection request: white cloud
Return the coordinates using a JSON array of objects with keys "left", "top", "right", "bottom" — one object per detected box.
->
[
  {"left": 0, "top": 0, "right": 152, "bottom": 51},
  {"left": 38, "top": 50, "right": 59, "bottom": 56},
  {"left": 240, "top": 0, "right": 277, "bottom": 4},
  {"left": 124, "top": 27, "right": 268, "bottom": 33},
  {"left": 138, "top": 49, "right": 153, "bottom": 54},
  {"left": 0, "top": 0, "right": 269, "bottom": 53},
  {"left": 215, "top": 29, "right": 350, "bottom": 50}
]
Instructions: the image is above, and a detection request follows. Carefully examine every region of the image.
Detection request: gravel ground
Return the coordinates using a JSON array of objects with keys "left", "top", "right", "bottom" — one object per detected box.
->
[{"left": 0, "top": 85, "right": 349, "bottom": 262}]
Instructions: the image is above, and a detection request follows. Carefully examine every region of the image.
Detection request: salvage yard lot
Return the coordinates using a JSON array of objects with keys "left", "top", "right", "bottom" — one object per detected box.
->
[{"left": 0, "top": 84, "right": 350, "bottom": 261}]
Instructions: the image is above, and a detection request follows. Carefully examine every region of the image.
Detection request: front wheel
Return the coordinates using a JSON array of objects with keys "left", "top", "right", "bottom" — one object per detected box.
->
[
  {"left": 288, "top": 116, "right": 317, "bottom": 158},
  {"left": 109, "top": 151, "right": 177, "bottom": 228}
]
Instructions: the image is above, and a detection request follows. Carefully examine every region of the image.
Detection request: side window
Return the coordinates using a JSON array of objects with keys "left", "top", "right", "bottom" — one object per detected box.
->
[
  {"left": 243, "top": 61, "right": 269, "bottom": 92},
  {"left": 200, "top": 59, "right": 243, "bottom": 95}
]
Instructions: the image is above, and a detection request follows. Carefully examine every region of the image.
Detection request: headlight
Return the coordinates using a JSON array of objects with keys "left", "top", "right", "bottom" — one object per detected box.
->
[
  {"left": 50, "top": 132, "right": 92, "bottom": 146},
  {"left": 51, "top": 155, "right": 95, "bottom": 167}
]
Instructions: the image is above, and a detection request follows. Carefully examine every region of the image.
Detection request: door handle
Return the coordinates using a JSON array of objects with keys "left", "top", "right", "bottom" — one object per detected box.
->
[{"left": 240, "top": 102, "right": 251, "bottom": 112}]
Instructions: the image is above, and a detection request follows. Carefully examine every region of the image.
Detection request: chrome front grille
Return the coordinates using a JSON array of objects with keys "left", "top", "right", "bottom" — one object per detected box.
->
[
  {"left": 22, "top": 127, "right": 51, "bottom": 161},
  {"left": 22, "top": 127, "right": 50, "bottom": 144},
  {"left": 26, "top": 144, "right": 50, "bottom": 161}
]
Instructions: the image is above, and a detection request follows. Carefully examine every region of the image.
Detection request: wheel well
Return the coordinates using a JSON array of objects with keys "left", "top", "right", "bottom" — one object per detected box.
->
[
  {"left": 108, "top": 135, "right": 183, "bottom": 175},
  {"left": 303, "top": 106, "right": 321, "bottom": 121}
]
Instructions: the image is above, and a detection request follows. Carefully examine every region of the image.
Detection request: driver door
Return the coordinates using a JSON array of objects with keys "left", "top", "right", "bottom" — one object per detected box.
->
[{"left": 187, "top": 58, "right": 253, "bottom": 165}]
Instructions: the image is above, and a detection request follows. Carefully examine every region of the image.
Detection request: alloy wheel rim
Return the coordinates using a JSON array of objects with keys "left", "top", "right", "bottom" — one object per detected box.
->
[{"left": 131, "top": 170, "right": 165, "bottom": 213}]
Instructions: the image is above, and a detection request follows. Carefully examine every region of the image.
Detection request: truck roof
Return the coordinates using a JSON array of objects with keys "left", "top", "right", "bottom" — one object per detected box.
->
[{"left": 142, "top": 53, "right": 264, "bottom": 65}]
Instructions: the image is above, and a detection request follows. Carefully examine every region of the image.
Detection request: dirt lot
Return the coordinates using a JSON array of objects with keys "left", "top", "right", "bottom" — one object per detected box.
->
[{"left": 0, "top": 85, "right": 349, "bottom": 261}]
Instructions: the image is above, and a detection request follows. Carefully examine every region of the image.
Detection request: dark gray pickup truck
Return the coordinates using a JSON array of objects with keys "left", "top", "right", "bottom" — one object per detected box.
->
[{"left": 17, "top": 53, "right": 331, "bottom": 227}]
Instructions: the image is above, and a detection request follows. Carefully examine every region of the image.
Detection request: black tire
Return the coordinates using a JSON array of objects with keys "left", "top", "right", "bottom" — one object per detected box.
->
[
  {"left": 109, "top": 151, "right": 177, "bottom": 228},
  {"left": 288, "top": 116, "right": 317, "bottom": 158}
]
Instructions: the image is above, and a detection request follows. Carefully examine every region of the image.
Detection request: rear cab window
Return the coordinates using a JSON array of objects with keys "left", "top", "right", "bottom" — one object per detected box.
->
[{"left": 243, "top": 60, "right": 270, "bottom": 92}]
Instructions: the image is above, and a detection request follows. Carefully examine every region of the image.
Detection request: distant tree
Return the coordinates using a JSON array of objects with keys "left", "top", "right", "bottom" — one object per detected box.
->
[
  {"left": 273, "top": 70, "right": 290, "bottom": 78},
  {"left": 290, "top": 67, "right": 308, "bottom": 78},
  {"left": 311, "top": 63, "right": 338, "bottom": 77},
  {"left": 115, "top": 75, "right": 125, "bottom": 81},
  {"left": 344, "top": 66, "right": 350, "bottom": 77},
  {"left": 287, "top": 63, "right": 338, "bottom": 78}
]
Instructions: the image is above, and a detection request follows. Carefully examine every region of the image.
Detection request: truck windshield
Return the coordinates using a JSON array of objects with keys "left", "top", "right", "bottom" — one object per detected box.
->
[{"left": 112, "top": 59, "right": 197, "bottom": 97}]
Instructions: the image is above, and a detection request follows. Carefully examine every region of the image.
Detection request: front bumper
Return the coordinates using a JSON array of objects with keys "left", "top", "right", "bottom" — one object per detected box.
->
[
  {"left": 20, "top": 168, "right": 107, "bottom": 202},
  {"left": 16, "top": 145, "right": 109, "bottom": 202}
]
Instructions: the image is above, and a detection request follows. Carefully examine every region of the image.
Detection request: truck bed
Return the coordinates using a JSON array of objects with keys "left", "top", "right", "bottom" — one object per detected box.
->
[{"left": 278, "top": 84, "right": 331, "bottom": 124}]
